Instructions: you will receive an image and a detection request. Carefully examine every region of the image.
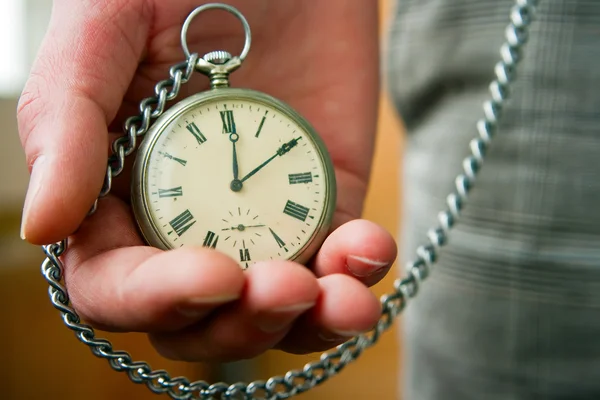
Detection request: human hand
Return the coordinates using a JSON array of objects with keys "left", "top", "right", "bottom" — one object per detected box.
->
[{"left": 17, "top": 0, "right": 396, "bottom": 361}]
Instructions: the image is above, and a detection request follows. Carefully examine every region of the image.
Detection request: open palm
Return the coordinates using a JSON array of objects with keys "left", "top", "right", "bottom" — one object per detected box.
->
[{"left": 17, "top": 0, "right": 396, "bottom": 361}]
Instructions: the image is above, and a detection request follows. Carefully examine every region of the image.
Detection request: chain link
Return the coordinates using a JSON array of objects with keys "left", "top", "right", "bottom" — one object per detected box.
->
[{"left": 38, "top": 1, "right": 538, "bottom": 398}]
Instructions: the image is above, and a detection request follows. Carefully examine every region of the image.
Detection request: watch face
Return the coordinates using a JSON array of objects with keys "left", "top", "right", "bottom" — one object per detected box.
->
[{"left": 132, "top": 89, "right": 335, "bottom": 269}]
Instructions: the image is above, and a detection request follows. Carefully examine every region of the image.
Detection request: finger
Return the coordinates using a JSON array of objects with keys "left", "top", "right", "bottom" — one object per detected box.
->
[
  {"left": 277, "top": 274, "right": 381, "bottom": 354},
  {"left": 17, "top": 0, "right": 152, "bottom": 244},
  {"left": 63, "top": 195, "right": 245, "bottom": 332},
  {"left": 311, "top": 219, "right": 397, "bottom": 286},
  {"left": 149, "top": 261, "right": 320, "bottom": 362}
]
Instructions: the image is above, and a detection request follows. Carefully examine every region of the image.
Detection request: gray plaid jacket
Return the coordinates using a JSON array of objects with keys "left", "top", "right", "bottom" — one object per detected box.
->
[{"left": 387, "top": 0, "right": 600, "bottom": 399}]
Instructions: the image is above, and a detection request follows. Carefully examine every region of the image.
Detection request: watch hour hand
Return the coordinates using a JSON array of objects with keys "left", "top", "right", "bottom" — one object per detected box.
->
[{"left": 240, "top": 137, "right": 301, "bottom": 183}]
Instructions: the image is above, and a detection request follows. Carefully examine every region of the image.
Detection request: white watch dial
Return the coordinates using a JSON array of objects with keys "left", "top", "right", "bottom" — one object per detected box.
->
[{"left": 137, "top": 94, "right": 334, "bottom": 269}]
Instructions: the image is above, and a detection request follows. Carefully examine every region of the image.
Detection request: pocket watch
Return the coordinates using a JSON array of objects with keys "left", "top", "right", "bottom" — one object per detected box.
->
[
  {"left": 131, "top": 4, "right": 336, "bottom": 269},
  {"left": 39, "top": 1, "right": 538, "bottom": 397}
]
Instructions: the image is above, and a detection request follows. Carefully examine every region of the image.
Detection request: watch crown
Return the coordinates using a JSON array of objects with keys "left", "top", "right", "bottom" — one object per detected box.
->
[{"left": 203, "top": 50, "right": 233, "bottom": 65}]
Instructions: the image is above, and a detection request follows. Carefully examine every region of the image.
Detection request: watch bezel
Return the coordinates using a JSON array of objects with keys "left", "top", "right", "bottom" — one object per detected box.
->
[{"left": 131, "top": 87, "right": 337, "bottom": 266}]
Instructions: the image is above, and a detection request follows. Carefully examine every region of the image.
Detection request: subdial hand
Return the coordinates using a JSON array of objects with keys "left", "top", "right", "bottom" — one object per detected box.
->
[
  {"left": 222, "top": 224, "right": 266, "bottom": 232},
  {"left": 240, "top": 137, "right": 301, "bottom": 183}
]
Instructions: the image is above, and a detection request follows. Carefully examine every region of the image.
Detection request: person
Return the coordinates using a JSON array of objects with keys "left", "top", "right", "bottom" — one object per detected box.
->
[
  {"left": 16, "top": 1, "right": 600, "bottom": 399},
  {"left": 17, "top": 1, "right": 396, "bottom": 363}
]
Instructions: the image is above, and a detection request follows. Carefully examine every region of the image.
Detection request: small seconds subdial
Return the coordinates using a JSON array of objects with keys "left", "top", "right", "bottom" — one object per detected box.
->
[
  {"left": 133, "top": 91, "right": 335, "bottom": 268},
  {"left": 219, "top": 207, "right": 266, "bottom": 269}
]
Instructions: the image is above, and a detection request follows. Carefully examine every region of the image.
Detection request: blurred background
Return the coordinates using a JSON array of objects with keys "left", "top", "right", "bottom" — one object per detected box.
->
[{"left": 0, "top": 0, "right": 405, "bottom": 398}]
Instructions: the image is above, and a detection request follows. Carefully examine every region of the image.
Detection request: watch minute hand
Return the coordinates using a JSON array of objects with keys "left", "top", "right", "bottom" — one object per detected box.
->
[
  {"left": 240, "top": 137, "right": 301, "bottom": 183},
  {"left": 232, "top": 138, "right": 239, "bottom": 180}
]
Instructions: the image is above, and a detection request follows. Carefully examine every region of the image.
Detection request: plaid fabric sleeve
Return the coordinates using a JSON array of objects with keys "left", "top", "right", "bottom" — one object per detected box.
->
[{"left": 386, "top": 0, "right": 600, "bottom": 399}]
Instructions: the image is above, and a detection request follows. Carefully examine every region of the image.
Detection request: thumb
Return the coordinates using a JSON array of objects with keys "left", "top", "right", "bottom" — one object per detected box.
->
[{"left": 17, "top": 0, "right": 152, "bottom": 245}]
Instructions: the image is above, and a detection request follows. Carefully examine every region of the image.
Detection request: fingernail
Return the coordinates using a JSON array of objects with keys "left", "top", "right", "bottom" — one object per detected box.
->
[
  {"left": 177, "top": 294, "right": 240, "bottom": 319},
  {"left": 21, "top": 156, "right": 46, "bottom": 240},
  {"left": 254, "top": 302, "right": 315, "bottom": 334},
  {"left": 318, "top": 329, "right": 365, "bottom": 342},
  {"left": 346, "top": 255, "right": 391, "bottom": 278}
]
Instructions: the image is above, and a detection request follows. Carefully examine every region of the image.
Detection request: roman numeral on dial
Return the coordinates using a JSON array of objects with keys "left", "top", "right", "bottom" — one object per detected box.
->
[
  {"left": 269, "top": 228, "right": 288, "bottom": 252},
  {"left": 288, "top": 172, "right": 313, "bottom": 184},
  {"left": 186, "top": 122, "right": 207, "bottom": 145},
  {"left": 158, "top": 186, "right": 183, "bottom": 198},
  {"left": 169, "top": 209, "right": 196, "bottom": 237},
  {"left": 239, "top": 248, "right": 251, "bottom": 262},
  {"left": 283, "top": 200, "right": 310, "bottom": 222},
  {"left": 220, "top": 110, "right": 236, "bottom": 133},
  {"left": 255, "top": 111, "right": 268, "bottom": 137},
  {"left": 171, "top": 157, "right": 187, "bottom": 166},
  {"left": 159, "top": 151, "right": 187, "bottom": 166},
  {"left": 203, "top": 231, "right": 219, "bottom": 248}
]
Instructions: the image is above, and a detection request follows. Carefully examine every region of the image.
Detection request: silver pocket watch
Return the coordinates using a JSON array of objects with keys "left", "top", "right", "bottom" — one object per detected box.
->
[{"left": 130, "top": 4, "right": 336, "bottom": 269}]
